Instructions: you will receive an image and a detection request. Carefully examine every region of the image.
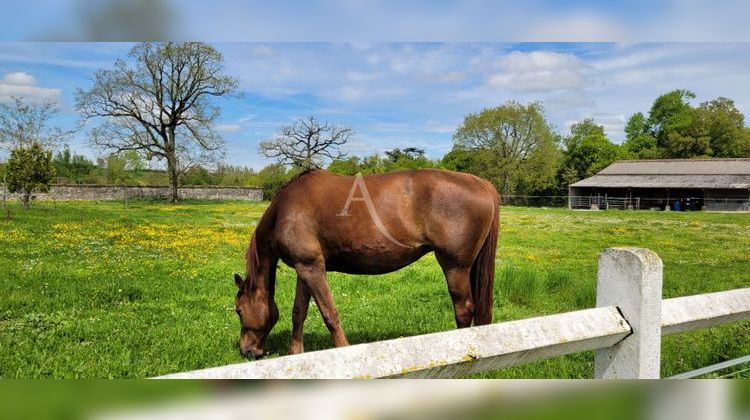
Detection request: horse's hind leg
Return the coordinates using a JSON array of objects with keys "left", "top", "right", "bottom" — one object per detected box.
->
[
  {"left": 295, "top": 261, "right": 349, "bottom": 348},
  {"left": 437, "top": 259, "right": 474, "bottom": 328},
  {"left": 289, "top": 280, "right": 311, "bottom": 355}
]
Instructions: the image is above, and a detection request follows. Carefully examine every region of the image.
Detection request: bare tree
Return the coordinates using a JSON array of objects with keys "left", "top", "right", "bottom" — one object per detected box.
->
[
  {"left": 260, "top": 116, "right": 353, "bottom": 169},
  {"left": 0, "top": 97, "right": 71, "bottom": 153},
  {"left": 76, "top": 42, "right": 239, "bottom": 202}
]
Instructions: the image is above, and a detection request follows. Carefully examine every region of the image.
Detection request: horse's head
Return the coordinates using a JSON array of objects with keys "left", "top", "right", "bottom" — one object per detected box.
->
[{"left": 233, "top": 273, "right": 279, "bottom": 359}]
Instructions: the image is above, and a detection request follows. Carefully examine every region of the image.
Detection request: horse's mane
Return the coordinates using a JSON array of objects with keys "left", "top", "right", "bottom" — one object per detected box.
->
[
  {"left": 244, "top": 168, "right": 319, "bottom": 290},
  {"left": 244, "top": 233, "right": 260, "bottom": 290},
  {"left": 275, "top": 168, "right": 321, "bottom": 198}
]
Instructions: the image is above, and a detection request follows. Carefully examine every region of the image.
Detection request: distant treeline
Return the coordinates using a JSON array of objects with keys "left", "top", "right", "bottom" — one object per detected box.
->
[{"left": 3, "top": 89, "right": 747, "bottom": 201}]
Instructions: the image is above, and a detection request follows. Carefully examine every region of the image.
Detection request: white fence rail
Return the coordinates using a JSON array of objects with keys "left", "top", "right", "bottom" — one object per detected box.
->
[{"left": 158, "top": 248, "right": 750, "bottom": 379}]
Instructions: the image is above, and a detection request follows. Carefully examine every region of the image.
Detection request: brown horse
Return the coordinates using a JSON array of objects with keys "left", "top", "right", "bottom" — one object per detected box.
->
[{"left": 233, "top": 168, "right": 499, "bottom": 358}]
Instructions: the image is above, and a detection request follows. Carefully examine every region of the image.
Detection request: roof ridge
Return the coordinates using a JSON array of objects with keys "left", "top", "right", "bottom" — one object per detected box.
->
[
  {"left": 615, "top": 158, "right": 750, "bottom": 163},
  {"left": 595, "top": 173, "right": 749, "bottom": 175}
]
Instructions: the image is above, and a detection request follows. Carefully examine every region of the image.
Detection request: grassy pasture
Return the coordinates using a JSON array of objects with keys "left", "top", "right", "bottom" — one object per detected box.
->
[{"left": 0, "top": 200, "right": 748, "bottom": 378}]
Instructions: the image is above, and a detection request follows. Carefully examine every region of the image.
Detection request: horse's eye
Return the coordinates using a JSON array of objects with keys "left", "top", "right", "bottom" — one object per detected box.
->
[{"left": 235, "top": 308, "right": 242, "bottom": 315}]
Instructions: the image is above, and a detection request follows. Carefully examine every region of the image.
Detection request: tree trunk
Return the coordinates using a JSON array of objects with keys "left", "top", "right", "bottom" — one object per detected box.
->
[
  {"left": 167, "top": 154, "right": 179, "bottom": 203},
  {"left": 22, "top": 191, "right": 30, "bottom": 209}
]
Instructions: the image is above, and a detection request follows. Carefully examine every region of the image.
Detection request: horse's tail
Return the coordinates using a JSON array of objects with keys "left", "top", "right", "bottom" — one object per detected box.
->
[{"left": 470, "top": 188, "right": 499, "bottom": 326}]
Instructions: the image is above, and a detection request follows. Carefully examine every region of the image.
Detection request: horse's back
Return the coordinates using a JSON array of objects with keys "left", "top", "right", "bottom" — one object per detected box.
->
[{"left": 270, "top": 169, "right": 498, "bottom": 273}]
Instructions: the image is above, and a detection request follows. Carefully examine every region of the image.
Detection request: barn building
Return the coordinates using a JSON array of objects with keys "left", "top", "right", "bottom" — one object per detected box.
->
[{"left": 568, "top": 159, "right": 750, "bottom": 211}]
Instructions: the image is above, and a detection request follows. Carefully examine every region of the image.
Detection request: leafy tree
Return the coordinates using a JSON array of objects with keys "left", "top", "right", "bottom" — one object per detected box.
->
[
  {"left": 214, "top": 164, "right": 257, "bottom": 186},
  {"left": 382, "top": 147, "right": 434, "bottom": 171},
  {"left": 6, "top": 143, "right": 56, "bottom": 208},
  {"left": 664, "top": 126, "right": 711, "bottom": 158},
  {"left": 623, "top": 112, "right": 660, "bottom": 159},
  {"left": 123, "top": 150, "right": 145, "bottom": 181},
  {"left": 53, "top": 147, "right": 97, "bottom": 184},
  {"left": 624, "top": 112, "right": 648, "bottom": 141},
  {"left": 384, "top": 147, "right": 424, "bottom": 162},
  {"left": 0, "top": 97, "right": 71, "bottom": 153},
  {"left": 257, "top": 163, "right": 294, "bottom": 200},
  {"left": 555, "top": 165, "right": 580, "bottom": 194},
  {"left": 453, "top": 100, "right": 559, "bottom": 194},
  {"left": 440, "top": 147, "right": 489, "bottom": 175},
  {"left": 260, "top": 116, "right": 353, "bottom": 169},
  {"left": 139, "top": 170, "right": 169, "bottom": 186},
  {"left": 696, "top": 97, "right": 750, "bottom": 157},
  {"left": 563, "top": 119, "right": 622, "bottom": 180},
  {"left": 328, "top": 151, "right": 433, "bottom": 175},
  {"left": 516, "top": 134, "right": 562, "bottom": 195},
  {"left": 624, "top": 90, "right": 750, "bottom": 159},
  {"left": 358, "top": 154, "right": 387, "bottom": 174},
  {"left": 647, "top": 89, "right": 696, "bottom": 146},
  {"left": 103, "top": 151, "right": 145, "bottom": 185},
  {"left": 76, "top": 42, "right": 239, "bottom": 202},
  {"left": 179, "top": 165, "right": 214, "bottom": 185},
  {"left": 641, "top": 89, "right": 711, "bottom": 158},
  {"left": 327, "top": 156, "right": 362, "bottom": 175},
  {"left": 104, "top": 154, "right": 128, "bottom": 185}
]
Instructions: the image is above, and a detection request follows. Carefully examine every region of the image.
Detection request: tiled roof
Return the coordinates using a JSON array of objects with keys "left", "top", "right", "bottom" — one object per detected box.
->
[{"left": 571, "top": 159, "right": 750, "bottom": 189}]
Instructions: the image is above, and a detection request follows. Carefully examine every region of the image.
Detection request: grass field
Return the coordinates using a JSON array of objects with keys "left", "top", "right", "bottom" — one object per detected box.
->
[{"left": 0, "top": 199, "right": 748, "bottom": 378}]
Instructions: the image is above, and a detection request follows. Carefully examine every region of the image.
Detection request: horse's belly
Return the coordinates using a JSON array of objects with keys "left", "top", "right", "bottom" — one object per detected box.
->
[{"left": 324, "top": 247, "right": 430, "bottom": 275}]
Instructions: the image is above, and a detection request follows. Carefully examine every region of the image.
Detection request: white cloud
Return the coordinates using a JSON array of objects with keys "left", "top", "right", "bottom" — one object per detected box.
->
[
  {"left": 238, "top": 114, "right": 257, "bottom": 122},
  {"left": 591, "top": 47, "right": 685, "bottom": 71},
  {"left": 218, "top": 43, "right": 750, "bottom": 159},
  {"left": 546, "top": 90, "right": 596, "bottom": 109},
  {"left": 216, "top": 123, "right": 242, "bottom": 133},
  {"left": 0, "top": 71, "right": 61, "bottom": 102},
  {"left": 345, "top": 71, "right": 378, "bottom": 82},
  {"left": 427, "top": 71, "right": 465, "bottom": 83},
  {"left": 487, "top": 51, "right": 589, "bottom": 92},
  {"left": 523, "top": 11, "right": 629, "bottom": 42},
  {"left": 370, "top": 122, "right": 413, "bottom": 132},
  {"left": 249, "top": 45, "right": 277, "bottom": 58},
  {"left": 3, "top": 72, "right": 36, "bottom": 85},
  {"left": 337, "top": 85, "right": 407, "bottom": 102},
  {"left": 348, "top": 42, "right": 373, "bottom": 51},
  {"left": 424, "top": 119, "right": 457, "bottom": 134},
  {"left": 565, "top": 113, "right": 627, "bottom": 140}
]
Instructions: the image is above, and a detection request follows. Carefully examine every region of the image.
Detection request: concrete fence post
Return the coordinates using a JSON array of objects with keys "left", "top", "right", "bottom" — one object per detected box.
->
[{"left": 594, "top": 247, "right": 663, "bottom": 379}]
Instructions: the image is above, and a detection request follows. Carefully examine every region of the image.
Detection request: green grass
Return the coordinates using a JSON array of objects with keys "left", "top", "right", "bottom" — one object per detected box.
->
[{"left": 0, "top": 200, "right": 748, "bottom": 378}]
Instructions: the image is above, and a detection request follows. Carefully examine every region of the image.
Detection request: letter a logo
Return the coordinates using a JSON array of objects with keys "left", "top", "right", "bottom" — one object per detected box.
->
[{"left": 337, "top": 173, "right": 409, "bottom": 248}]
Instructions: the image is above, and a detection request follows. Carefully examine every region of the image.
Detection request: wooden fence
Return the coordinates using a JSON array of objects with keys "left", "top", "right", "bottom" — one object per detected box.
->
[{"left": 157, "top": 248, "right": 750, "bottom": 379}]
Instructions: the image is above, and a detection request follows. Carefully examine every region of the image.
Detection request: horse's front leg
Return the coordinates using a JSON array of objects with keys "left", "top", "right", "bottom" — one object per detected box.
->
[
  {"left": 289, "top": 279, "right": 311, "bottom": 355},
  {"left": 295, "top": 261, "right": 349, "bottom": 348}
]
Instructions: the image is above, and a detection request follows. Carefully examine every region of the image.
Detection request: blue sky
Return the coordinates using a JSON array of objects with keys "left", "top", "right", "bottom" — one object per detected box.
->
[{"left": 1, "top": 42, "right": 750, "bottom": 170}]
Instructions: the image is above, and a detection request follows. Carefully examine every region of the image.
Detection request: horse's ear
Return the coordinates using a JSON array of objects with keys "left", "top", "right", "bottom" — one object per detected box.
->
[{"left": 234, "top": 273, "right": 244, "bottom": 289}]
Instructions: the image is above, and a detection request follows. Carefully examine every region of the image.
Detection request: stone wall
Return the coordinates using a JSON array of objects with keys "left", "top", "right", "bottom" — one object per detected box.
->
[{"left": 0, "top": 184, "right": 263, "bottom": 201}]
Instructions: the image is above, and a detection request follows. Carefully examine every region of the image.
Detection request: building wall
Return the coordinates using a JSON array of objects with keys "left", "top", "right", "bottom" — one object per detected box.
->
[{"left": 0, "top": 184, "right": 263, "bottom": 202}]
